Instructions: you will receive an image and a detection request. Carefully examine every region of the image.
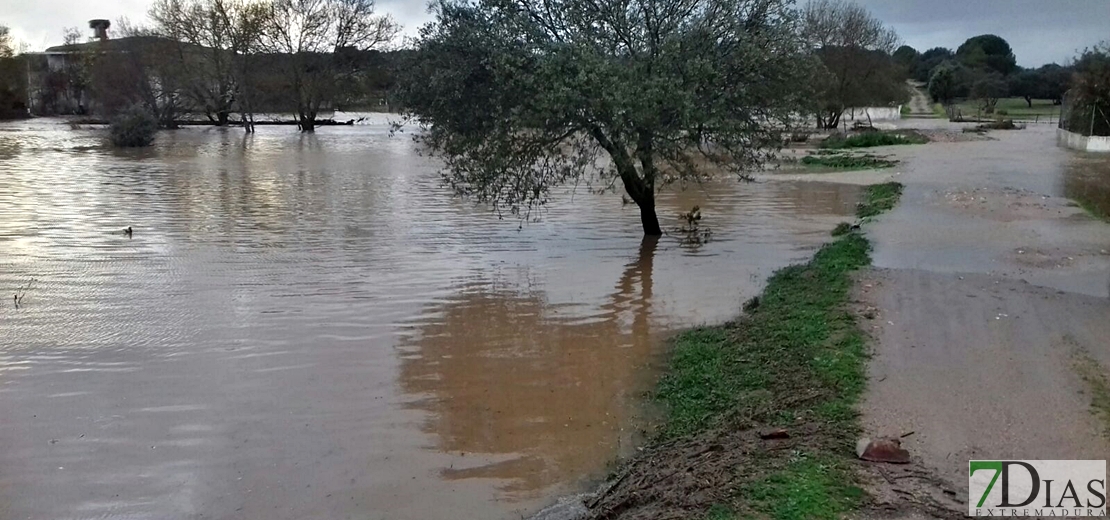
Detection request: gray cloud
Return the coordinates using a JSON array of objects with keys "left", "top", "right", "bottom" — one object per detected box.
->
[
  {"left": 856, "top": 0, "right": 1109, "bottom": 67},
  {"left": 2, "top": 0, "right": 1106, "bottom": 65}
]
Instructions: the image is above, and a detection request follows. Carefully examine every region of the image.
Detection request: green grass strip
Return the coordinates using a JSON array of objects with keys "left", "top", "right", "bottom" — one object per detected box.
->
[
  {"left": 653, "top": 182, "right": 904, "bottom": 519},
  {"left": 857, "top": 182, "right": 904, "bottom": 218}
]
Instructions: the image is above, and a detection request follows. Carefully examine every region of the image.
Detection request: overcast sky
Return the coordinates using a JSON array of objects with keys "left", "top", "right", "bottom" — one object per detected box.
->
[{"left": 1, "top": 0, "right": 1107, "bottom": 66}]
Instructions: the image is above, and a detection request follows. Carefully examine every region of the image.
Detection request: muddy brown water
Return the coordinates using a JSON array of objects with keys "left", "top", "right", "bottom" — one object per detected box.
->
[{"left": 0, "top": 115, "right": 860, "bottom": 520}]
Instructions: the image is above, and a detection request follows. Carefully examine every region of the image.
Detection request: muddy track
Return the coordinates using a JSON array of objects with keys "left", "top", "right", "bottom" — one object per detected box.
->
[{"left": 857, "top": 123, "right": 1110, "bottom": 513}]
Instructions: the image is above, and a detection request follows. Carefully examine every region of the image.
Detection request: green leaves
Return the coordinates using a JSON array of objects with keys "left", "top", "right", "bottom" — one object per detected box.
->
[{"left": 396, "top": 0, "right": 815, "bottom": 229}]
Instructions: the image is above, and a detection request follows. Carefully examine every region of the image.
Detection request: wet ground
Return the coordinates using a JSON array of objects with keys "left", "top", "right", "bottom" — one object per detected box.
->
[
  {"left": 846, "top": 123, "right": 1110, "bottom": 507},
  {"left": 0, "top": 116, "right": 862, "bottom": 520}
]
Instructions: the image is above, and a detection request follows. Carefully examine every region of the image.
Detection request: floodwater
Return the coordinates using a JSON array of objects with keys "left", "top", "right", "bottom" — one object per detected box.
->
[
  {"left": 0, "top": 115, "right": 860, "bottom": 520},
  {"left": 865, "top": 123, "right": 1110, "bottom": 298}
]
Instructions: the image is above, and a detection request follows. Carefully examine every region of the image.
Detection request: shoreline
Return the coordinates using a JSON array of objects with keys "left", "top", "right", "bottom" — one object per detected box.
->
[{"left": 531, "top": 182, "right": 910, "bottom": 520}]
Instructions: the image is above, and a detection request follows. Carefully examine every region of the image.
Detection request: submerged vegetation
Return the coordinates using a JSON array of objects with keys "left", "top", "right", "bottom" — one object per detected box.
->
[
  {"left": 109, "top": 105, "right": 158, "bottom": 147},
  {"left": 589, "top": 183, "right": 903, "bottom": 519},
  {"left": 820, "top": 130, "right": 929, "bottom": 149},
  {"left": 856, "top": 182, "right": 905, "bottom": 218},
  {"left": 801, "top": 152, "right": 898, "bottom": 169}
]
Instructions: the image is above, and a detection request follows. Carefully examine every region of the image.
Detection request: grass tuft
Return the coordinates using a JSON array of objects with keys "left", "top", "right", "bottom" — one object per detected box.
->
[{"left": 746, "top": 457, "right": 865, "bottom": 520}]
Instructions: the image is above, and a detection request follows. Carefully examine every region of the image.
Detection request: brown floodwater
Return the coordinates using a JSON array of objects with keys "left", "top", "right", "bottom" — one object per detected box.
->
[{"left": 0, "top": 115, "right": 860, "bottom": 520}]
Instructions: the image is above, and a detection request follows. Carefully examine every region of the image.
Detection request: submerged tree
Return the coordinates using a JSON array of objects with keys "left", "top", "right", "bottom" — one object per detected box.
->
[
  {"left": 395, "top": 0, "right": 815, "bottom": 236},
  {"left": 0, "top": 25, "right": 28, "bottom": 119},
  {"left": 150, "top": 0, "right": 268, "bottom": 128},
  {"left": 260, "top": 0, "right": 399, "bottom": 132}
]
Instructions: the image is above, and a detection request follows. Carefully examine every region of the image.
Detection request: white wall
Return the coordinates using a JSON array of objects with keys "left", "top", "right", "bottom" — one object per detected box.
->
[
  {"left": 841, "top": 106, "right": 902, "bottom": 123},
  {"left": 1057, "top": 128, "right": 1110, "bottom": 153}
]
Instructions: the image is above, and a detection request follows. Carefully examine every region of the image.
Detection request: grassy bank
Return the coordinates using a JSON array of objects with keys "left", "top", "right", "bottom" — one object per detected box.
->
[{"left": 590, "top": 183, "right": 904, "bottom": 520}]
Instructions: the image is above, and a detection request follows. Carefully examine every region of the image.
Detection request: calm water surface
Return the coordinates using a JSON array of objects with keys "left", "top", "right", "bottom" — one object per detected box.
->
[{"left": 0, "top": 116, "right": 859, "bottom": 520}]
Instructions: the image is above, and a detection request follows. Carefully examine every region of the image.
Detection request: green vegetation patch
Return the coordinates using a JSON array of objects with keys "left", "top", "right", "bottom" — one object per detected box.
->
[
  {"left": 746, "top": 457, "right": 865, "bottom": 520},
  {"left": 1073, "top": 198, "right": 1110, "bottom": 222},
  {"left": 951, "top": 97, "right": 1062, "bottom": 121},
  {"left": 820, "top": 131, "right": 929, "bottom": 149},
  {"left": 657, "top": 231, "right": 873, "bottom": 438},
  {"left": 857, "top": 182, "right": 904, "bottom": 218},
  {"left": 1073, "top": 351, "right": 1110, "bottom": 438},
  {"left": 801, "top": 153, "right": 898, "bottom": 170}
]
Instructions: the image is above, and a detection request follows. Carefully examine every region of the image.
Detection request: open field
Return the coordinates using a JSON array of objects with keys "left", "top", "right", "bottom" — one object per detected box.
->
[{"left": 949, "top": 97, "right": 1062, "bottom": 121}]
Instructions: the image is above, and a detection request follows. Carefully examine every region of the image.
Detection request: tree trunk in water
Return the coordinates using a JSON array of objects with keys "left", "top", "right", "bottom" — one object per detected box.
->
[
  {"left": 638, "top": 200, "right": 663, "bottom": 236},
  {"left": 300, "top": 114, "right": 315, "bottom": 133},
  {"left": 217, "top": 111, "right": 229, "bottom": 126}
]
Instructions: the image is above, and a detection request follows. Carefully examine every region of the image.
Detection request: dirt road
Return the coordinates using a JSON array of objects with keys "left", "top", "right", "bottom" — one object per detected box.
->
[
  {"left": 904, "top": 82, "right": 937, "bottom": 119},
  {"left": 854, "top": 124, "right": 1110, "bottom": 511}
]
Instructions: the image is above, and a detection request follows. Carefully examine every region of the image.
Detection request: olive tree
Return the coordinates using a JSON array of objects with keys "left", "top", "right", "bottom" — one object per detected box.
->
[
  {"left": 260, "top": 0, "right": 399, "bottom": 132},
  {"left": 395, "top": 0, "right": 816, "bottom": 236}
]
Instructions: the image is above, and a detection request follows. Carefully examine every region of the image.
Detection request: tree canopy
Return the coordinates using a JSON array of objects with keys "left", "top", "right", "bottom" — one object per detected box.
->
[
  {"left": 956, "top": 34, "right": 1017, "bottom": 77},
  {"left": 801, "top": 0, "right": 905, "bottom": 129},
  {"left": 395, "top": 0, "right": 816, "bottom": 236},
  {"left": 927, "top": 60, "right": 968, "bottom": 106},
  {"left": 260, "top": 0, "right": 399, "bottom": 131},
  {"left": 0, "top": 25, "right": 13, "bottom": 59}
]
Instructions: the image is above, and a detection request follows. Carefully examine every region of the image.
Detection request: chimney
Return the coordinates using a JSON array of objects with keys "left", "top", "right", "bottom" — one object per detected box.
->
[{"left": 89, "top": 19, "right": 110, "bottom": 41}]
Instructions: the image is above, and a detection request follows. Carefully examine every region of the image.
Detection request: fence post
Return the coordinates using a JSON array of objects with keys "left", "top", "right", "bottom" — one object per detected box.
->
[{"left": 1092, "top": 102, "right": 1098, "bottom": 137}]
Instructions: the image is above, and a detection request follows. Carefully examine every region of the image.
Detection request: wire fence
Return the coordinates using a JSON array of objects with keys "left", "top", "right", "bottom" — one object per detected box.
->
[{"left": 1059, "top": 92, "right": 1110, "bottom": 136}]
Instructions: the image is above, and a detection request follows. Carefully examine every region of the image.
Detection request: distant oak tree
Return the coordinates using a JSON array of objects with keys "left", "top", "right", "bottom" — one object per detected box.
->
[
  {"left": 395, "top": 0, "right": 816, "bottom": 236},
  {"left": 956, "top": 34, "right": 1017, "bottom": 77}
]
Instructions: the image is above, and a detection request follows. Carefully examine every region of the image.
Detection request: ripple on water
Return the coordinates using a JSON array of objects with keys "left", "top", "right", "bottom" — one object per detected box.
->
[{"left": 0, "top": 117, "right": 860, "bottom": 520}]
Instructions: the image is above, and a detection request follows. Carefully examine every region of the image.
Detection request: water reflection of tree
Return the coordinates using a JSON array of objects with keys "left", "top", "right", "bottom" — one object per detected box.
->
[{"left": 397, "top": 237, "right": 662, "bottom": 496}]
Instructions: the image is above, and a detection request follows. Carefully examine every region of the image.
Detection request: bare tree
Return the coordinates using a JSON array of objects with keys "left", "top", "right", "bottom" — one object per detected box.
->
[
  {"left": 150, "top": 0, "right": 268, "bottom": 128},
  {"left": 0, "top": 25, "right": 13, "bottom": 58},
  {"left": 90, "top": 19, "right": 189, "bottom": 126},
  {"left": 802, "top": 0, "right": 904, "bottom": 129},
  {"left": 260, "top": 0, "right": 399, "bottom": 131}
]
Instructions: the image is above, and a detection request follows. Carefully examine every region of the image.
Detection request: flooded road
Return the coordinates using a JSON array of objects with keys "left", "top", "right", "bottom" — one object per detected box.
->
[
  {"left": 0, "top": 116, "right": 860, "bottom": 520},
  {"left": 852, "top": 123, "right": 1110, "bottom": 505}
]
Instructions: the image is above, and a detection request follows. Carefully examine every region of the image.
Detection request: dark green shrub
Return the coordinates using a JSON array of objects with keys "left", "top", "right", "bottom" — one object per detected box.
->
[
  {"left": 109, "top": 105, "right": 157, "bottom": 147},
  {"left": 820, "top": 130, "right": 929, "bottom": 149}
]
